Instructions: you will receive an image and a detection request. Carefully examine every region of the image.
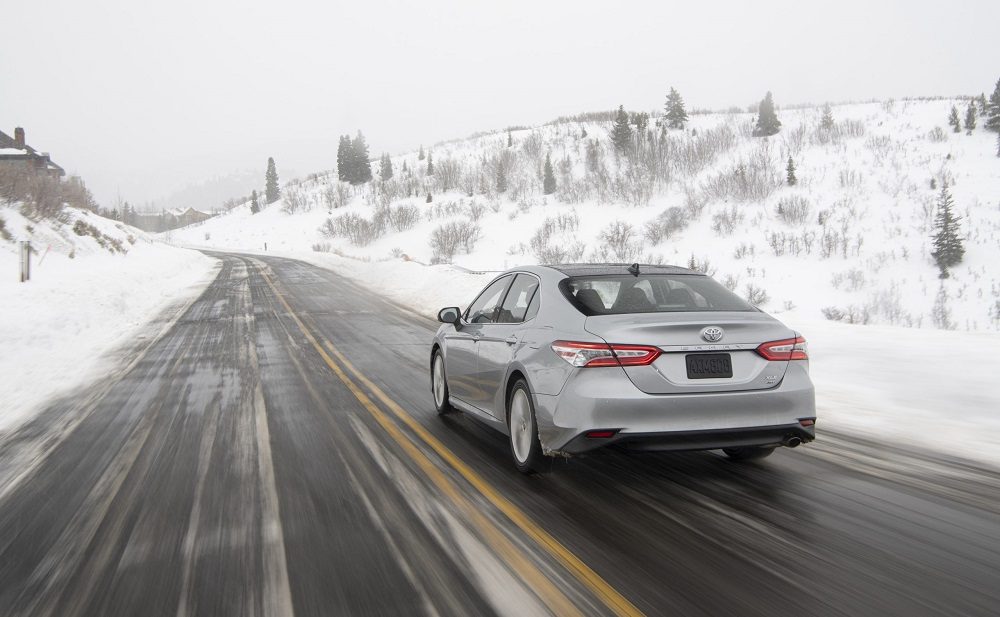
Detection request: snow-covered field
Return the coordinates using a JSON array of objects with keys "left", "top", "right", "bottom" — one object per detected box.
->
[
  {"left": 0, "top": 206, "right": 216, "bottom": 433},
  {"left": 170, "top": 98, "right": 1000, "bottom": 332}
]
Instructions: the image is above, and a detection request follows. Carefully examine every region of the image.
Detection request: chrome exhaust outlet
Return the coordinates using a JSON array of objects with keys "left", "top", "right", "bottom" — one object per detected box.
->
[{"left": 782, "top": 436, "right": 802, "bottom": 448}]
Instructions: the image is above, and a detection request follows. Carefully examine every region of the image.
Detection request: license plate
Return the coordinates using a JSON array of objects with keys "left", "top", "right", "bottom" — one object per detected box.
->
[{"left": 685, "top": 353, "right": 733, "bottom": 379}]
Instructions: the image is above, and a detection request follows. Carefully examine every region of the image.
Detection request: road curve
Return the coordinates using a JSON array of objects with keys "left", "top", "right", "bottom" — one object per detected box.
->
[{"left": 1, "top": 252, "right": 998, "bottom": 617}]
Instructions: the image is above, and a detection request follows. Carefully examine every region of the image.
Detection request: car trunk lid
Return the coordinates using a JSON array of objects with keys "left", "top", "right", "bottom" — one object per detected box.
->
[{"left": 584, "top": 312, "right": 795, "bottom": 394}]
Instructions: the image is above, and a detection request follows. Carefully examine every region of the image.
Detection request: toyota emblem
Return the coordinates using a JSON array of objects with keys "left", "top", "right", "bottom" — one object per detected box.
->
[{"left": 701, "top": 326, "right": 724, "bottom": 342}]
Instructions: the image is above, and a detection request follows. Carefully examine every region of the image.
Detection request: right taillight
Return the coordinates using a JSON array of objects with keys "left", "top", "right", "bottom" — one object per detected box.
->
[
  {"left": 756, "top": 336, "right": 808, "bottom": 361},
  {"left": 551, "top": 340, "right": 661, "bottom": 367}
]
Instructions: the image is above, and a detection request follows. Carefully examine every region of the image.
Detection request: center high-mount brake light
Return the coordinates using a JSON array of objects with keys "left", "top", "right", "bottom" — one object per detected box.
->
[
  {"left": 550, "top": 340, "right": 661, "bottom": 367},
  {"left": 756, "top": 336, "right": 808, "bottom": 361}
]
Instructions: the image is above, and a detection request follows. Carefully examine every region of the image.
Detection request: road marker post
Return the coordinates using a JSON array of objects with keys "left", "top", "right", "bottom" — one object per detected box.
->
[{"left": 19, "top": 240, "right": 31, "bottom": 282}]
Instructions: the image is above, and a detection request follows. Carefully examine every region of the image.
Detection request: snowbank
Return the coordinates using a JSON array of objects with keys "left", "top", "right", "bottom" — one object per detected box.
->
[{"left": 0, "top": 206, "right": 216, "bottom": 433}]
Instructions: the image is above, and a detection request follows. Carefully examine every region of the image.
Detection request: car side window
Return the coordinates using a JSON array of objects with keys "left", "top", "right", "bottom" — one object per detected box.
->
[
  {"left": 497, "top": 274, "right": 539, "bottom": 324},
  {"left": 465, "top": 276, "right": 512, "bottom": 324},
  {"left": 523, "top": 286, "right": 540, "bottom": 321}
]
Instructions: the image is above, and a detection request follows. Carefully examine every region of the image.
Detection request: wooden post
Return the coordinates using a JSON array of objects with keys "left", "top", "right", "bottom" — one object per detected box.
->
[{"left": 19, "top": 241, "right": 31, "bottom": 282}]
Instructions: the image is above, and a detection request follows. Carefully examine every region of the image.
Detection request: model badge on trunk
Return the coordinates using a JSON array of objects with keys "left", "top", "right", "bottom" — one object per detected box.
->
[{"left": 700, "top": 326, "right": 724, "bottom": 342}]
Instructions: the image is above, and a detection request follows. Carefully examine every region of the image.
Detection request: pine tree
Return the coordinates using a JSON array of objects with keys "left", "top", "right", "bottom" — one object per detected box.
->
[
  {"left": 507, "top": 129, "right": 513, "bottom": 147},
  {"left": 965, "top": 102, "right": 977, "bottom": 134},
  {"left": 931, "top": 184, "right": 964, "bottom": 277},
  {"left": 350, "top": 131, "right": 372, "bottom": 184},
  {"left": 402, "top": 160, "right": 408, "bottom": 174},
  {"left": 250, "top": 190, "right": 260, "bottom": 214},
  {"left": 496, "top": 164, "right": 507, "bottom": 193},
  {"left": 664, "top": 87, "right": 688, "bottom": 130},
  {"left": 379, "top": 153, "right": 394, "bottom": 181},
  {"left": 786, "top": 157, "right": 797, "bottom": 186},
  {"left": 610, "top": 105, "right": 633, "bottom": 153},
  {"left": 996, "top": 132, "right": 1000, "bottom": 157},
  {"left": 753, "top": 91, "right": 781, "bottom": 136},
  {"left": 543, "top": 153, "right": 556, "bottom": 195},
  {"left": 425, "top": 192, "right": 432, "bottom": 203},
  {"left": 424, "top": 151, "right": 433, "bottom": 175},
  {"left": 418, "top": 144, "right": 426, "bottom": 160},
  {"left": 977, "top": 93, "right": 988, "bottom": 115},
  {"left": 948, "top": 106, "right": 961, "bottom": 133},
  {"left": 820, "top": 103, "right": 835, "bottom": 130},
  {"left": 987, "top": 78, "right": 1000, "bottom": 132},
  {"left": 631, "top": 112, "right": 649, "bottom": 133},
  {"left": 337, "top": 136, "right": 351, "bottom": 182},
  {"left": 580, "top": 126, "right": 587, "bottom": 138},
  {"left": 265, "top": 157, "right": 280, "bottom": 204}
]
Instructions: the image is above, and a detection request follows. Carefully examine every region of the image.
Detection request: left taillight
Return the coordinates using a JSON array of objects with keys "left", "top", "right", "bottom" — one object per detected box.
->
[
  {"left": 756, "top": 336, "right": 808, "bottom": 361},
  {"left": 551, "top": 340, "right": 661, "bottom": 367}
]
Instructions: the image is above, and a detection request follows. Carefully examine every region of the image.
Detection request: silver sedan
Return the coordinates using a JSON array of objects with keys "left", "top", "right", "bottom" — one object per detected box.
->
[{"left": 430, "top": 264, "right": 816, "bottom": 473}]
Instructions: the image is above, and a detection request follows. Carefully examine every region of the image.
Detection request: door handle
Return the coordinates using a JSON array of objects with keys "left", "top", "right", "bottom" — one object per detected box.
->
[{"left": 505, "top": 336, "right": 518, "bottom": 345}]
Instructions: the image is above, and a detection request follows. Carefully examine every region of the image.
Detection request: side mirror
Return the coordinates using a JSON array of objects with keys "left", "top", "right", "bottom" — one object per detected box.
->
[{"left": 438, "top": 307, "right": 462, "bottom": 325}]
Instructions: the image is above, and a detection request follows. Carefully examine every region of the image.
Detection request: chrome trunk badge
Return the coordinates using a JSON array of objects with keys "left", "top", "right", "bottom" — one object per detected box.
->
[{"left": 700, "top": 326, "right": 724, "bottom": 342}]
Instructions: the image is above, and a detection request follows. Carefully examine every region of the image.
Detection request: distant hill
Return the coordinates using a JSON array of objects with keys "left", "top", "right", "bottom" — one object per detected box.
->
[{"left": 170, "top": 98, "right": 1000, "bottom": 331}]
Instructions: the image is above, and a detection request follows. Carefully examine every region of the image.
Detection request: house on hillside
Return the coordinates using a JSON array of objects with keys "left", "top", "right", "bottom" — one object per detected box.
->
[{"left": 0, "top": 127, "right": 65, "bottom": 178}]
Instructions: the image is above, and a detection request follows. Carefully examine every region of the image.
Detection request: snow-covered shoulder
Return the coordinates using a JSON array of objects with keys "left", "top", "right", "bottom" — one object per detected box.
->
[{"left": 0, "top": 206, "right": 217, "bottom": 434}]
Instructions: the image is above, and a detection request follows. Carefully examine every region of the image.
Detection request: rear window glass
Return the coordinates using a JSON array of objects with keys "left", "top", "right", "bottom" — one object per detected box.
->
[{"left": 561, "top": 274, "right": 755, "bottom": 315}]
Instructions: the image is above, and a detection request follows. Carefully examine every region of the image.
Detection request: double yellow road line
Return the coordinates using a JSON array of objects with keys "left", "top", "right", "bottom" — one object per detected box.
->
[{"left": 259, "top": 265, "right": 643, "bottom": 617}]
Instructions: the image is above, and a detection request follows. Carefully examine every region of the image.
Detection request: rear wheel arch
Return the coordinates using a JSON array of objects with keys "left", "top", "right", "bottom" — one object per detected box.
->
[{"left": 504, "top": 370, "right": 528, "bottom": 422}]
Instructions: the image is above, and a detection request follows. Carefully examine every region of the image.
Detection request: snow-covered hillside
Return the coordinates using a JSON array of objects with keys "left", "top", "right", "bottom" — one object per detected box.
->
[
  {"left": 0, "top": 205, "right": 216, "bottom": 432},
  {"left": 171, "top": 98, "right": 1000, "bottom": 332}
]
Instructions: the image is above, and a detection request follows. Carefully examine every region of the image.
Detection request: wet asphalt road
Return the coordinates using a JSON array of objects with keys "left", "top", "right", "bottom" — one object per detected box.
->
[{"left": 1, "top": 252, "right": 999, "bottom": 617}]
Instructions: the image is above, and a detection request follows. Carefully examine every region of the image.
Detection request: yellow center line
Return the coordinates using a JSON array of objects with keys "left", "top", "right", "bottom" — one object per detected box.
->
[{"left": 257, "top": 265, "right": 586, "bottom": 617}]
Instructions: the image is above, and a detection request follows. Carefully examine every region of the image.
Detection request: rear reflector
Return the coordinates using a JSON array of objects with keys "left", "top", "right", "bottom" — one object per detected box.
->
[
  {"left": 799, "top": 418, "right": 815, "bottom": 427},
  {"left": 585, "top": 430, "right": 618, "bottom": 439},
  {"left": 551, "top": 340, "right": 661, "bottom": 368},
  {"left": 756, "top": 336, "right": 808, "bottom": 361}
]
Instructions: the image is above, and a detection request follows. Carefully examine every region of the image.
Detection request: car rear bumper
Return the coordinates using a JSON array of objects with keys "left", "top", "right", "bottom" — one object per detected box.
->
[
  {"left": 558, "top": 423, "right": 815, "bottom": 454},
  {"left": 533, "top": 361, "right": 816, "bottom": 455}
]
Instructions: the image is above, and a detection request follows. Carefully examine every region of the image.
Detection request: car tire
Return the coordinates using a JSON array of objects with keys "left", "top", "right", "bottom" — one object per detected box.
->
[
  {"left": 507, "top": 379, "right": 545, "bottom": 474},
  {"left": 431, "top": 349, "right": 454, "bottom": 415},
  {"left": 722, "top": 446, "right": 776, "bottom": 461}
]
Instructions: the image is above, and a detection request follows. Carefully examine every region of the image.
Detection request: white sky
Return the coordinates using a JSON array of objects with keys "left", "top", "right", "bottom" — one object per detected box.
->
[{"left": 2, "top": 0, "right": 998, "bottom": 207}]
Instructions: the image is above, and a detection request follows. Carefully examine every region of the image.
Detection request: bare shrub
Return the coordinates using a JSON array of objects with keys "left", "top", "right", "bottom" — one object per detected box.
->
[
  {"left": 702, "top": 145, "right": 781, "bottom": 202},
  {"left": 744, "top": 283, "right": 770, "bottom": 306},
  {"left": 321, "top": 212, "right": 381, "bottom": 245},
  {"left": 282, "top": 188, "right": 308, "bottom": 214},
  {"left": 386, "top": 204, "right": 420, "bottom": 232},
  {"left": 775, "top": 195, "right": 811, "bottom": 225},
  {"left": 682, "top": 185, "right": 709, "bottom": 218},
  {"left": 822, "top": 305, "right": 872, "bottom": 325},
  {"left": 430, "top": 220, "right": 481, "bottom": 263},
  {"left": 831, "top": 268, "right": 866, "bottom": 291},
  {"left": 530, "top": 213, "right": 583, "bottom": 262},
  {"left": 466, "top": 201, "right": 487, "bottom": 222},
  {"left": 686, "top": 254, "right": 716, "bottom": 276},
  {"left": 644, "top": 207, "right": 688, "bottom": 244},
  {"left": 722, "top": 273, "right": 740, "bottom": 291},
  {"left": 312, "top": 241, "right": 332, "bottom": 252},
  {"left": 711, "top": 205, "right": 745, "bottom": 236},
  {"left": 433, "top": 158, "right": 462, "bottom": 192},
  {"left": 927, "top": 127, "right": 948, "bottom": 143},
  {"left": 733, "top": 243, "right": 755, "bottom": 259},
  {"left": 598, "top": 220, "right": 640, "bottom": 261}
]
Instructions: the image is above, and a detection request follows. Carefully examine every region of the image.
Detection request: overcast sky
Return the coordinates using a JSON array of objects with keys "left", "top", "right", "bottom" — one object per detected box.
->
[{"left": 2, "top": 0, "right": 998, "bottom": 208}]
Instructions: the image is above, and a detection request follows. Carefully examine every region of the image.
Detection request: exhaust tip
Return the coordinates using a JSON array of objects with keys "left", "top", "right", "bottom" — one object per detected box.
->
[{"left": 782, "top": 436, "right": 802, "bottom": 448}]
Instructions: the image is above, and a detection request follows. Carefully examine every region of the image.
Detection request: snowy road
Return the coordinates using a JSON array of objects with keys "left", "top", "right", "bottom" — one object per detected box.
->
[{"left": 1, "top": 252, "right": 998, "bottom": 616}]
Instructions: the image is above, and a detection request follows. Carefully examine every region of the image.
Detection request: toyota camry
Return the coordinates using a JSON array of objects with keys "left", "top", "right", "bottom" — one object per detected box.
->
[{"left": 430, "top": 263, "right": 816, "bottom": 473}]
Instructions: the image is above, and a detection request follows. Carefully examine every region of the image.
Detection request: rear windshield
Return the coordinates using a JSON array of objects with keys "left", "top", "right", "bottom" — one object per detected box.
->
[{"left": 560, "top": 274, "right": 756, "bottom": 315}]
